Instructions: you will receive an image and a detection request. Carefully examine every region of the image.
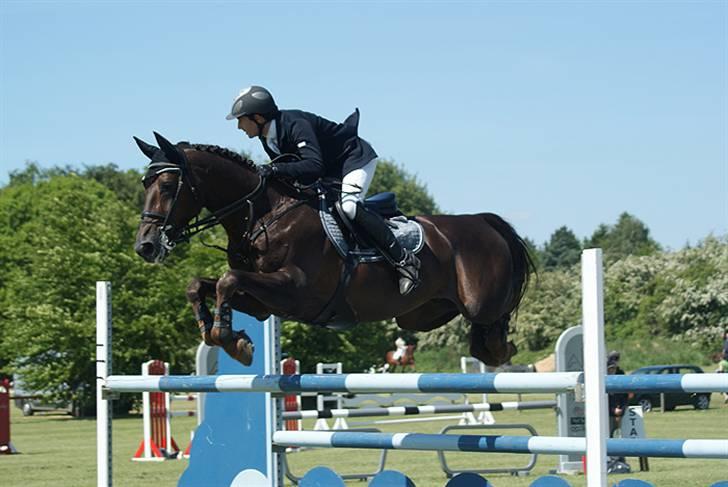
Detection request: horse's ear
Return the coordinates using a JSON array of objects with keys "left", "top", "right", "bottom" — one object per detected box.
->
[
  {"left": 133, "top": 136, "right": 159, "bottom": 160},
  {"left": 153, "top": 131, "right": 186, "bottom": 168}
]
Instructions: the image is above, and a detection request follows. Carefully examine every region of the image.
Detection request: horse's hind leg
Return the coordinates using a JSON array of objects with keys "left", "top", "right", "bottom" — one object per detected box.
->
[
  {"left": 186, "top": 277, "right": 218, "bottom": 346},
  {"left": 469, "top": 315, "right": 517, "bottom": 367},
  {"left": 186, "top": 277, "right": 270, "bottom": 358}
]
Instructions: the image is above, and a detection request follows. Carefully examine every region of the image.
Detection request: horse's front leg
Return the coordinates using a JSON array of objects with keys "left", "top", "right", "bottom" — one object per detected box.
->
[{"left": 211, "top": 267, "right": 303, "bottom": 365}]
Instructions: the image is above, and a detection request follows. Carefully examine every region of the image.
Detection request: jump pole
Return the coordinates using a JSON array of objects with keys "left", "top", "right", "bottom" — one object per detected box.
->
[{"left": 282, "top": 400, "right": 557, "bottom": 421}]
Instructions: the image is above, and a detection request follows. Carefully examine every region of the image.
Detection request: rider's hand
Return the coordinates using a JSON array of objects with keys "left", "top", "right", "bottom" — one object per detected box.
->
[{"left": 257, "top": 164, "right": 278, "bottom": 179}]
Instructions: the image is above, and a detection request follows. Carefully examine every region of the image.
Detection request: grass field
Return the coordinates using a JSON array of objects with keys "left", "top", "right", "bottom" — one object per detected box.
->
[{"left": 3, "top": 391, "right": 727, "bottom": 487}]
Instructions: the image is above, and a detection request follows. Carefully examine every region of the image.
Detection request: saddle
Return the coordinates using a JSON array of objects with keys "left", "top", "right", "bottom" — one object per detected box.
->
[
  {"left": 311, "top": 185, "right": 425, "bottom": 328},
  {"left": 318, "top": 189, "right": 425, "bottom": 264}
]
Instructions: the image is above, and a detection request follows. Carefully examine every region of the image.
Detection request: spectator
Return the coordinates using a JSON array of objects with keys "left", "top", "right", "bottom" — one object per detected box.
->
[
  {"left": 607, "top": 353, "right": 629, "bottom": 472},
  {"left": 608, "top": 350, "right": 625, "bottom": 375}
]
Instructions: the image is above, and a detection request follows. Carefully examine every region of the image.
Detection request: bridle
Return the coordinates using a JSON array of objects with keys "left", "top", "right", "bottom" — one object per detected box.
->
[{"left": 140, "top": 160, "right": 266, "bottom": 254}]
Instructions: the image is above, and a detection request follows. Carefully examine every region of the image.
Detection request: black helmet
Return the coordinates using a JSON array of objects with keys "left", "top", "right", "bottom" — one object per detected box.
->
[{"left": 226, "top": 85, "right": 278, "bottom": 120}]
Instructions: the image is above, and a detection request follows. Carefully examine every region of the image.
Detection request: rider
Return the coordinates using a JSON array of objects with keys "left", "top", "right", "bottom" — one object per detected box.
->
[{"left": 226, "top": 85, "right": 421, "bottom": 295}]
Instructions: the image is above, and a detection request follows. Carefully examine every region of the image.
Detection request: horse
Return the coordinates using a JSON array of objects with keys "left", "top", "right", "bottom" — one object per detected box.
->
[
  {"left": 385, "top": 345, "right": 416, "bottom": 373},
  {"left": 133, "top": 132, "right": 535, "bottom": 367}
]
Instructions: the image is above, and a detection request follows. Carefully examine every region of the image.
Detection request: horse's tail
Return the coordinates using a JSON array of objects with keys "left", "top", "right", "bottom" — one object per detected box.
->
[{"left": 481, "top": 213, "right": 536, "bottom": 313}]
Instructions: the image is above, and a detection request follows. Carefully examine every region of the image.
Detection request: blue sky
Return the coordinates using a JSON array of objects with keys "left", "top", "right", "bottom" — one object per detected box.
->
[{"left": 1, "top": 1, "right": 726, "bottom": 250}]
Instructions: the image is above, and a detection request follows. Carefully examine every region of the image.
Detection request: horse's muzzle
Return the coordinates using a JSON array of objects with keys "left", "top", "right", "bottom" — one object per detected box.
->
[{"left": 135, "top": 224, "right": 167, "bottom": 263}]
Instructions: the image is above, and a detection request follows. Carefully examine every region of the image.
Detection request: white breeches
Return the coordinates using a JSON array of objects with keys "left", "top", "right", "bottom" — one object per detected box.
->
[{"left": 340, "top": 157, "right": 379, "bottom": 220}]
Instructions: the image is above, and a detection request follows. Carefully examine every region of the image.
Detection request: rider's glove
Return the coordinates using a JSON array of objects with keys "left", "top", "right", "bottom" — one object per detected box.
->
[{"left": 257, "top": 163, "right": 279, "bottom": 179}]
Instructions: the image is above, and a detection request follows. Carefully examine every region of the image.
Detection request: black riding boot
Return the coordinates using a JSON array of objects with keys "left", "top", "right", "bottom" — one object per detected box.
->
[{"left": 352, "top": 204, "right": 421, "bottom": 295}]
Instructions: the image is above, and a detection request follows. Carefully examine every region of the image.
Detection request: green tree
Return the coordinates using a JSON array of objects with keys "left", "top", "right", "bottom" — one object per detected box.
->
[
  {"left": 522, "top": 237, "right": 543, "bottom": 270},
  {"left": 585, "top": 212, "right": 661, "bottom": 262},
  {"left": 0, "top": 176, "right": 204, "bottom": 414},
  {"left": 368, "top": 159, "right": 440, "bottom": 215},
  {"left": 8, "top": 162, "right": 144, "bottom": 209},
  {"left": 542, "top": 226, "right": 582, "bottom": 271},
  {"left": 81, "top": 164, "right": 144, "bottom": 209}
]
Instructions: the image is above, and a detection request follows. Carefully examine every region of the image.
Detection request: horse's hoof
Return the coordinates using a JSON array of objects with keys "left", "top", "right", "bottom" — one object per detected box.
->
[{"left": 221, "top": 331, "right": 255, "bottom": 366}]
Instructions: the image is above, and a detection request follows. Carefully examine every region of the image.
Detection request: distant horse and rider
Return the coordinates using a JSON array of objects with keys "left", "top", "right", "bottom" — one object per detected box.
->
[
  {"left": 384, "top": 337, "right": 416, "bottom": 373},
  {"left": 133, "top": 87, "right": 534, "bottom": 368}
]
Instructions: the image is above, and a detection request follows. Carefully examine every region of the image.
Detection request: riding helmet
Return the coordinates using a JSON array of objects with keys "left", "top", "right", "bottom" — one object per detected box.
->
[{"left": 226, "top": 86, "right": 279, "bottom": 120}]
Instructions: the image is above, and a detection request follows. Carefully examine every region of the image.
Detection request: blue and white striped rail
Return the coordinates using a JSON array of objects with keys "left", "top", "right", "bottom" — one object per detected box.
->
[
  {"left": 103, "top": 372, "right": 728, "bottom": 394},
  {"left": 104, "top": 372, "right": 583, "bottom": 394},
  {"left": 606, "top": 374, "right": 728, "bottom": 393},
  {"left": 272, "top": 431, "right": 728, "bottom": 459},
  {"left": 282, "top": 400, "right": 556, "bottom": 421}
]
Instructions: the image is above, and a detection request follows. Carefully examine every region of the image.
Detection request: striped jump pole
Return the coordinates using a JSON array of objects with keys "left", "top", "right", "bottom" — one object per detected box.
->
[
  {"left": 103, "top": 371, "right": 728, "bottom": 395},
  {"left": 282, "top": 400, "right": 557, "bottom": 421},
  {"left": 104, "top": 371, "right": 583, "bottom": 394},
  {"left": 272, "top": 431, "right": 728, "bottom": 459}
]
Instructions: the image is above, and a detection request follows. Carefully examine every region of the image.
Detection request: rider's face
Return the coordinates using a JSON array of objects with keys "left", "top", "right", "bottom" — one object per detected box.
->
[{"left": 237, "top": 116, "right": 259, "bottom": 138}]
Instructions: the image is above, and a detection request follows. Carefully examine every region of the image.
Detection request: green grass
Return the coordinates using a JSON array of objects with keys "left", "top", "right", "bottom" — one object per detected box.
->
[{"left": 3, "top": 392, "right": 727, "bottom": 487}]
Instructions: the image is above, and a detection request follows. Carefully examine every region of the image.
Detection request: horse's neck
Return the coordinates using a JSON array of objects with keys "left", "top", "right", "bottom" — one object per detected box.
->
[{"left": 198, "top": 158, "right": 288, "bottom": 242}]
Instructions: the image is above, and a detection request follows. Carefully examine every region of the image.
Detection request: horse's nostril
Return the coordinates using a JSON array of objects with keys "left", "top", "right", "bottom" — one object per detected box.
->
[{"left": 135, "top": 241, "right": 155, "bottom": 260}]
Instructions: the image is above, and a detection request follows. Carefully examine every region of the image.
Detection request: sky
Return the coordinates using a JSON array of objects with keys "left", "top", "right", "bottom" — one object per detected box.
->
[{"left": 1, "top": 1, "right": 726, "bottom": 250}]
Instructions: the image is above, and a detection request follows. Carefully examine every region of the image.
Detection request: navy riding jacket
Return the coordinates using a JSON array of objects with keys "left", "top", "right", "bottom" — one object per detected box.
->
[{"left": 260, "top": 108, "right": 377, "bottom": 183}]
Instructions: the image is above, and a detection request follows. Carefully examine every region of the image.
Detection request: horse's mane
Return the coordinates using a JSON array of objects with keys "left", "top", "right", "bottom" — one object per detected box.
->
[{"left": 180, "top": 143, "right": 257, "bottom": 171}]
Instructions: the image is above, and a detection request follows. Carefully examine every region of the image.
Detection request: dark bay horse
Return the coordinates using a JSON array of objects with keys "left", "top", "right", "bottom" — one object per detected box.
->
[{"left": 133, "top": 132, "right": 534, "bottom": 367}]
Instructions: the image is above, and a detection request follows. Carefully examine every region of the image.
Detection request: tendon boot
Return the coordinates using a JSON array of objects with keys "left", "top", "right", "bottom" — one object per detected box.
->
[
  {"left": 352, "top": 204, "right": 421, "bottom": 295},
  {"left": 212, "top": 302, "right": 255, "bottom": 365},
  {"left": 195, "top": 302, "right": 215, "bottom": 346}
]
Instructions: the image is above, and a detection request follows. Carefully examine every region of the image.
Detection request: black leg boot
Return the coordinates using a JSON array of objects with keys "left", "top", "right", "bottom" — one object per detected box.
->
[{"left": 352, "top": 204, "right": 421, "bottom": 295}]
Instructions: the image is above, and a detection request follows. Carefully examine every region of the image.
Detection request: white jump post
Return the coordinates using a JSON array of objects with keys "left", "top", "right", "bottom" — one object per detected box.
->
[
  {"left": 96, "top": 282, "right": 112, "bottom": 487},
  {"left": 582, "top": 248, "right": 608, "bottom": 487}
]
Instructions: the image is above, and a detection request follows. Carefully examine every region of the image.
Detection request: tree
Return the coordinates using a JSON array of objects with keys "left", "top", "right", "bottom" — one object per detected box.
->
[
  {"left": 585, "top": 212, "right": 661, "bottom": 262},
  {"left": 541, "top": 226, "right": 582, "bottom": 271},
  {"left": 8, "top": 162, "right": 144, "bottom": 210},
  {"left": 0, "top": 175, "right": 206, "bottom": 414},
  {"left": 368, "top": 159, "right": 440, "bottom": 215},
  {"left": 522, "top": 237, "right": 544, "bottom": 270}
]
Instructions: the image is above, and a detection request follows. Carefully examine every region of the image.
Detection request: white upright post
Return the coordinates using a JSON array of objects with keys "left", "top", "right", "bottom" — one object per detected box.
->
[
  {"left": 96, "top": 282, "right": 112, "bottom": 487},
  {"left": 582, "top": 250, "right": 607, "bottom": 487}
]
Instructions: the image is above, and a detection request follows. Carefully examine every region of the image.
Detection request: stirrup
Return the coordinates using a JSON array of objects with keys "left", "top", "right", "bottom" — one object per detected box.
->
[{"left": 396, "top": 252, "right": 421, "bottom": 295}]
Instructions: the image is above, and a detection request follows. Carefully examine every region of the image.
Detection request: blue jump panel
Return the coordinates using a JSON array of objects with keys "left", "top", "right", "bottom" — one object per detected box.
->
[{"left": 178, "top": 313, "right": 273, "bottom": 487}]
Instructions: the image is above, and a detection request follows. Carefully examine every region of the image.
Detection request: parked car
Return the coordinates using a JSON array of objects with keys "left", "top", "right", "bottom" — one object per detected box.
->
[
  {"left": 628, "top": 364, "right": 711, "bottom": 412},
  {"left": 12, "top": 376, "right": 75, "bottom": 416}
]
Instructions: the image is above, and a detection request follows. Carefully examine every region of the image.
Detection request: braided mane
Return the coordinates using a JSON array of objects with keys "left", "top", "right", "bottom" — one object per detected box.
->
[{"left": 182, "top": 143, "right": 257, "bottom": 170}]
